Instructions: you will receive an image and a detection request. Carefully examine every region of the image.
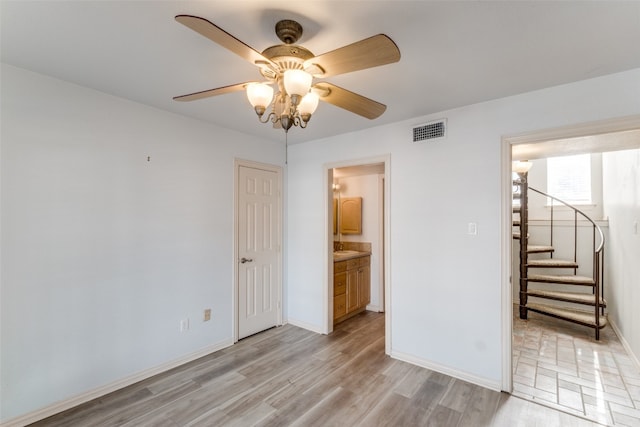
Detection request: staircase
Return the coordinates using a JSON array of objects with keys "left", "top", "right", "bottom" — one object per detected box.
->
[{"left": 513, "top": 171, "right": 607, "bottom": 340}]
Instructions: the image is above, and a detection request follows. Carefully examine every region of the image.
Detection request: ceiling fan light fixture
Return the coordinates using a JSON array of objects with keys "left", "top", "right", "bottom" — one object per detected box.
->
[
  {"left": 512, "top": 160, "right": 533, "bottom": 174},
  {"left": 297, "top": 91, "right": 319, "bottom": 119},
  {"left": 246, "top": 83, "right": 274, "bottom": 113},
  {"left": 283, "top": 69, "right": 312, "bottom": 102},
  {"left": 280, "top": 114, "right": 293, "bottom": 132}
]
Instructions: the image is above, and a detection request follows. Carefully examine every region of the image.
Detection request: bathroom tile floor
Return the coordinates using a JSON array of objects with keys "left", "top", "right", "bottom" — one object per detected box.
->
[{"left": 513, "top": 308, "right": 640, "bottom": 426}]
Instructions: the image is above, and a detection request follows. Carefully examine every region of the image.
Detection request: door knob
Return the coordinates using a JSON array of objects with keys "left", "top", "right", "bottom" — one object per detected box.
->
[{"left": 240, "top": 257, "right": 253, "bottom": 264}]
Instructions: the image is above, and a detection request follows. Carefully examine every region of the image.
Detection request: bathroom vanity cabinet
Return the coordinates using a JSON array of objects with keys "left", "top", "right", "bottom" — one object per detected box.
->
[{"left": 334, "top": 254, "right": 370, "bottom": 324}]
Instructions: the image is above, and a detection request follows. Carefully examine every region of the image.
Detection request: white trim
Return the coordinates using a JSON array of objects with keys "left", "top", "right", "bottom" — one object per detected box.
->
[
  {"left": 0, "top": 339, "right": 234, "bottom": 427},
  {"left": 324, "top": 167, "right": 334, "bottom": 335},
  {"left": 501, "top": 137, "right": 513, "bottom": 393},
  {"left": 377, "top": 174, "right": 385, "bottom": 315},
  {"left": 609, "top": 319, "right": 640, "bottom": 373},
  {"left": 285, "top": 318, "right": 325, "bottom": 335},
  {"left": 383, "top": 158, "right": 391, "bottom": 356},
  {"left": 233, "top": 159, "right": 284, "bottom": 342},
  {"left": 390, "top": 350, "right": 501, "bottom": 392}
]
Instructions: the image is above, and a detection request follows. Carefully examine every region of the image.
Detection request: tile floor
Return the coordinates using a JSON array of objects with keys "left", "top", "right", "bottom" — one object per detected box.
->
[{"left": 513, "top": 308, "right": 640, "bottom": 426}]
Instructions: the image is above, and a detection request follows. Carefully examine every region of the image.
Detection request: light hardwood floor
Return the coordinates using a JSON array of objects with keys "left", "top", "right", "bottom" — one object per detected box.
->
[{"left": 31, "top": 312, "right": 601, "bottom": 426}]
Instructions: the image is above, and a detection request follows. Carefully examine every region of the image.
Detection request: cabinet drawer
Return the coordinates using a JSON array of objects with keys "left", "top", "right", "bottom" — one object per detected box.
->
[
  {"left": 359, "top": 256, "right": 370, "bottom": 267},
  {"left": 334, "top": 294, "right": 347, "bottom": 319},
  {"left": 347, "top": 259, "right": 360, "bottom": 270},
  {"left": 334, "top": 272, "right": 347, "bottom": 296},
  {"left": 334, "top": 260, "right": 348, "bottom": 274}
]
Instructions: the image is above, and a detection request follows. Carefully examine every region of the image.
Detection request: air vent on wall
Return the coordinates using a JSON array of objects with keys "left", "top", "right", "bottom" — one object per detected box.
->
[{"left": 412, "top": 119, "right": 446, "bottom": 142}]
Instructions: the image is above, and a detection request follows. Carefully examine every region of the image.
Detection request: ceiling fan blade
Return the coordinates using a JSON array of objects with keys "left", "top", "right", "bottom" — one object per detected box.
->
[
  {"left": 313, "top": 82, "right": 386, "bottom": 119},
  {"left": 176, "top": 15, "right": 276, "bottom": 70},
  {"left": 304, "top": 34, "right": 400, "bottom": 78},
  {"left": 173, "top": 82, "right": 252, "bottom": 102}
]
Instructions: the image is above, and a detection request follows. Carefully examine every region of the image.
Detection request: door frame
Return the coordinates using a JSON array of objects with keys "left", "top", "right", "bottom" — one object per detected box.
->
[
  {"left": 500, "top": 114, "right": 640, "bottom": 391},
  {"left": 233, "top": 158, "right": 284, "bottom": 342},
  {"left": 323, "top": 154, "right": 392, "bottom": 355}
]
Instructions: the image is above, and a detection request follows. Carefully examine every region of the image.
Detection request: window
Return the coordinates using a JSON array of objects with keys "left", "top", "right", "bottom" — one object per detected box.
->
[{"left": 546, "top": 154, "right": 592, "bottom": 205}]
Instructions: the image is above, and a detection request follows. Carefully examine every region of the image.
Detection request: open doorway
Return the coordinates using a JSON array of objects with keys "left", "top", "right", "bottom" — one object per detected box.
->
[
  {"left": 502, "top": 116, "right": 640, "bottom": 425},
  {"left": 324, "top": 156, "right": 391, "bottom": 354}
]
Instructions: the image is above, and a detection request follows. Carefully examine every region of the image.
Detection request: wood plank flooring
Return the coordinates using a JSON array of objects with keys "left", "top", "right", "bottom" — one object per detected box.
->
[{"left": 30, "top": 312, "right": 601, "bottom": 426}]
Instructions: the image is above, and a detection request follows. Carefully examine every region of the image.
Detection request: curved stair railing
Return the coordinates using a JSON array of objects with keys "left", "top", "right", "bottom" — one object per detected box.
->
[{"left": 514, "top": 177, "right": 606, "bottom": 340}]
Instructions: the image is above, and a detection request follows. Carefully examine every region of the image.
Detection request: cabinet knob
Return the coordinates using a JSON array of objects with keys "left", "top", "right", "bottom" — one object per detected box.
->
[{"left": 240, "top": 257, "right": 253, "bottom": 264}]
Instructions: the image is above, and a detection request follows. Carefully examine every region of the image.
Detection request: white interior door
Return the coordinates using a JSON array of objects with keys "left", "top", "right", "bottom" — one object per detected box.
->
[{"left": 237, "top": 164, "right": 281, "bottom": 339}]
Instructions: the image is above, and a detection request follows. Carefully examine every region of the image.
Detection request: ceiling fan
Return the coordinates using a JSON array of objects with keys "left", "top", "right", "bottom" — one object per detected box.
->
[{"left": 173, "top": 15, "right": 401, "bottom": 132}]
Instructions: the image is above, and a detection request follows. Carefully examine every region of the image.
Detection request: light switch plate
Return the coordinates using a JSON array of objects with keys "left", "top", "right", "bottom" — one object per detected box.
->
[{"left": 468, "top": 222, "right": 477, "bottom": 235}]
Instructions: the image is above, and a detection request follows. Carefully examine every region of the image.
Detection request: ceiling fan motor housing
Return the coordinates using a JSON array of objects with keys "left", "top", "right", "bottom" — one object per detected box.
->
[
  {"left": 255, "top": 20, "right": 315, "bottom": 81},
  {"left": 259, "top": 44, "right": 314, "bottom": 79}
]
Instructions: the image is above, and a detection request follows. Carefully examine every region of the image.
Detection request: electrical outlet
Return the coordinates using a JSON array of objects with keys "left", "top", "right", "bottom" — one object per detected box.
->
[
  {"left": 180, "top": 318, "right": 189, "bottom": 332},
  {"left": 468, "top": 222, "right": 477, "bottom": 235},
  {"left": 204, "top": 308, "right": 211, "bottom": 322}
]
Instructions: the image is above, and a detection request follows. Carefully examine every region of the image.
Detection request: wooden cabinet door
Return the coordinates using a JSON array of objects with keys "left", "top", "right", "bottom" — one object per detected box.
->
[
  {"left": 339, "top": 197, "right": 362, "bottom": 234},
  {"left": 334, "top": 295, "right": 347, "bottom": 319},
  {"left": 359, "top": 265, "right": 371, "bottom": 307},
  {"left": 346, "top": 269, "right": 359, "bottom": 313},
  {"left": 334, "top": 272, "right": 347, "bottom": 296}
]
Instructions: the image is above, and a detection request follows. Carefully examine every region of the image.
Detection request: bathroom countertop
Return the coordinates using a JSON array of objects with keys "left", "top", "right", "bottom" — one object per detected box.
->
[{"left": 333, "top": 250, "right": 372, "bottom": 261}]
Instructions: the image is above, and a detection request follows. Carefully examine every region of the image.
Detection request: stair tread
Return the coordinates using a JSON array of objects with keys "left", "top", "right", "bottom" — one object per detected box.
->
[
  {"left": 527, "top": 259, "right": 578, "bottom": 268},
  {"left": 527, "top": 289, "right": 606, "bottom": 306},
  {"left": 527, "top": 245, "right": 554, "bottom": 253},
  {"left": 512, "top": 232, "right": 529, "bottom": 240},
  {"left": 527, "top": 303, "right": 607, "bottom": 328},
  {"left": 527, "top": 274, "right": 595, "bottom": 285}
]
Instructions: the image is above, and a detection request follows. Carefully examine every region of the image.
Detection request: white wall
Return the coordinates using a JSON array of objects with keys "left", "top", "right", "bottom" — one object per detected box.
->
[
  {"left": 286, "top": 68, "right": 640, "bottom": 389},
  {"left": 335, "top": 174, "right": 383, "bottom": 311},
  {"left": 603, "top": 148, "right": 640, "bottom": 362},
  {"left": 0, "top": 64, "right": 284, "bottom": 422}
]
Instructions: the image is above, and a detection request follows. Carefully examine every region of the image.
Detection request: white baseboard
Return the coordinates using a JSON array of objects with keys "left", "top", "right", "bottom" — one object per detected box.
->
[
  {"left": 609, "top": 319, "right": 640, "bottom": 372},
  {"left": 285, "top": 317, "right": 324, "bottom": 334},
  {"left": 1, "top": 338, "right": 234, "bottom": 427},
  {"left": 390, "top": 350, "right": 501, "bottom": 392},
  {"left": 366, "top": 304, "right": 383, "bottom": 312}
]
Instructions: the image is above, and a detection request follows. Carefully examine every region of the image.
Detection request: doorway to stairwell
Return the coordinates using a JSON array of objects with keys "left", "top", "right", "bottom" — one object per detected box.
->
[
  {"left": 503, "top": 116, "right": 640, "bottom": 425},
  {"left": 324, "top": 155, "right": 391, "bottom": 355}
]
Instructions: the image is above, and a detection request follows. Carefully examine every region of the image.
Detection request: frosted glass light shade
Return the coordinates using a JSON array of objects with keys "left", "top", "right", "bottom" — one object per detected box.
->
[
  {"left": 283, "top": 70, "right": 312, "bottom": 97},
  {"left": 246, "top": 83, "right": 274, "bottom": 108},
  {"left": 512, "top": 160, "right": 533, "bottom": 174},
  {"left": 297, "top": 92, "right": 319, "bottom": 116}
]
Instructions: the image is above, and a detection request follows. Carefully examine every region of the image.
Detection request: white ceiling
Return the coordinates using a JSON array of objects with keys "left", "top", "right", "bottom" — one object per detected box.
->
[{"left": 2, "top": 1, "right": 640, "bottom": 145}]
